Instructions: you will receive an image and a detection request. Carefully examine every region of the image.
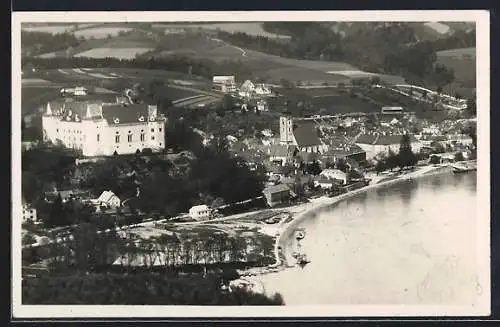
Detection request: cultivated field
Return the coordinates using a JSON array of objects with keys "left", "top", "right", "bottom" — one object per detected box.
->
[
  {"left": 152, "top": 22, "right": 291, "bottom": 39},
  {"left": 73, "top": 27, "right": 134, "bottom": 39},
  {"left": 74, "top": 47, "right": 154, "bottom": 59}
]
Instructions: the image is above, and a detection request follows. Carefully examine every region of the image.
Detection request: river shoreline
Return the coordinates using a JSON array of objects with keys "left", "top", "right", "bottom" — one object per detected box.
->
[{"left": 237, "top": 163, "right": 456, "bottom": 284}]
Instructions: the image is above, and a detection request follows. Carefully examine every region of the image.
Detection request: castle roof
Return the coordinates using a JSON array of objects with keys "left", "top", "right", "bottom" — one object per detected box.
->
[{"left": 101, "top": 104, "right": 150, "bottom": 125}]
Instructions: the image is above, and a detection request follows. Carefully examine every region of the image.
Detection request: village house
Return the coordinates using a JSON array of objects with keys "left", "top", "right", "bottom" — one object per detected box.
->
[
  {"left": 262, "top": 184, "right": 292, "bottom": 207},
  {"left": 238, "top": 80, "right": 272, "bottom": 98},
  {"left": 267, "top": 144, "right": 298, "bottom": 166},
  {"left": 355, "top": 133, "right": 422, "bottom": 160},
  {"left": 189, "top": 204, "right": 212, "bottom": 220},
  {"left": 279, "top": 116, "right": 329, "bottom": 153},
  {"left": 95, "top": 190, "right": 121, "bottom": 209},
  {"left": 22, "top": 199, "right": 37, "bottom": 222},
  {"left": 322, "top": 135, "right": 367, "bottom": 164},
  {"left": 212, "top": 76, "right": 237, "bottom": 93}
]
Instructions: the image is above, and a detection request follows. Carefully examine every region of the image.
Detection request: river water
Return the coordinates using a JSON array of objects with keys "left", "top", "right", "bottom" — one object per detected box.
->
[{"left": 257, "top": 171, "right": 481, "bottom": 306}]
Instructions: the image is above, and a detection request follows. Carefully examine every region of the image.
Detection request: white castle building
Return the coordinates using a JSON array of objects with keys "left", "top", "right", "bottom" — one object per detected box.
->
[{"left": 42, "top": 97, "right": 167, "bottom": 157}]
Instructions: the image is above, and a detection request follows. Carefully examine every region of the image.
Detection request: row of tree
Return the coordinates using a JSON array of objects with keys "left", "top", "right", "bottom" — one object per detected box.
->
[{"left": 41, "top": 219, "right": 274, "bottom": 272}]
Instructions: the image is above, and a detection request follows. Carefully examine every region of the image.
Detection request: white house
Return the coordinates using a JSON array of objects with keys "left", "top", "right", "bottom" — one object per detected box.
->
[
  {"left": 320, "top": 169, "right": 348, "bottom": 185},
  {"left": 60, "top": 86, "right": 88, "bottom": 97},
  {"left": 256, "top": 100, "right": 269, "bottom": 111},
  {"left": 189, "top": 205, "right": 212, "bottom": 220},
  {"left": 42, "top": 98, "right": 167, "bottom": 157},
  {"left": 22, "top": 205, "right": 37, "bottom": 222},
  {"left": 212, "top": 76, "right": 237, "bottom": 93},
  {"left": 96, "top": 190, "right": 121, "bottom": 209}
]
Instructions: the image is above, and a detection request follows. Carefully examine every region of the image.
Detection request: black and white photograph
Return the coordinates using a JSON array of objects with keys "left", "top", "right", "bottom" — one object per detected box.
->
[{"left": 12, "top": 10, "right": 490, "bottom": 318}]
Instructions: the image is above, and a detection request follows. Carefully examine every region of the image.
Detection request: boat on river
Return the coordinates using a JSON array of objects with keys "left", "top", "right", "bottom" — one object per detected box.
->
[
  {"left": 291, "top": 239, "right": 310, "bottom": 267},
  {"left": 452, "top": 161, "right": 477, "bottom": 174},
  {"left": 295, "top": 229, "right": 306, "bottom": 240}
]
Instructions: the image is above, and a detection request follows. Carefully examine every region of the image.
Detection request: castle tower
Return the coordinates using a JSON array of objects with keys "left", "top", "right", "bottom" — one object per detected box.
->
[{"left": 279, "top": 115, "right": 294, "bottom": 145}]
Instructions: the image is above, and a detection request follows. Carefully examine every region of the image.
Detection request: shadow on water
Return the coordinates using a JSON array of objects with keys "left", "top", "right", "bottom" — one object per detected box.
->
[{"left": 398, "top": 179, "right": 418, "bottom": 207}]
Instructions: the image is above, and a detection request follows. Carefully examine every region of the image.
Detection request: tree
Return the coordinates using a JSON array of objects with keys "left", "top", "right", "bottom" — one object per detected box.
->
[
  {"left": 221, "top": 94, "right": 235, "bottom": 111},
  {"left": 429, "top": 155, "right": 441, "bottom": 165},
  {"left": 454, "top": 152, "right": 465, "bottom": 162},
  {"left": 386, "top": 149, "right": 399, "bottom": 171},
  {"left": 335, "top": 158, "right": 349, "bottom": 173},
  {"left": 466, "top": 98, "right": 476, "bottom": 118},
  {"left": 306, "top": 160, "right": 322, "bottom": 176},
  {"left": 45, "top": 193, "right": 67, "bottom": 227},
  {"left": 397, "top": 134, "right": 417, "bottom": 168},
  {"left": 375, "top": 159, "right": 386, "bottom": 175}
]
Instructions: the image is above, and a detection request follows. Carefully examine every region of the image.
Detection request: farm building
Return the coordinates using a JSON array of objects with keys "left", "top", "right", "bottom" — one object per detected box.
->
[
  {"left": 212, "top": 75, "right": 237, "bottom": 93},
  {"left": 42, "top": 97, "right": 167, "bottom": 157},
  {"left": 189, "top": 205, "right": 212, "bottom": 220},
  {"left": 95, "top": 190, "right": 121, "bottom": 209}
]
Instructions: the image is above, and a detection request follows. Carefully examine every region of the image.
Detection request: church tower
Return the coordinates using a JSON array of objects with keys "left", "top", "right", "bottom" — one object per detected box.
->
[{"left": 279, "top": 115, "right": 294, "bottom": 145}]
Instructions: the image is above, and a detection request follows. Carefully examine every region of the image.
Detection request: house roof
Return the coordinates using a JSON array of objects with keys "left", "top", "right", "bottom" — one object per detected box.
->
[
  {"left": 324, "top": 144, "right": 365, "bottom": 158},
  {"left": 263, "top": 184, "right": 290, "bottom": 194},
  {"left": 190, "top": 204, "right": 209, "bottom": 211},
  {"left": 356, "top": 134, "right": 418, "bottom": 146},
  {"left": 320, "top": 169, "right": 347, "bottom": 180},
  {"left": 97, "top": 190, "right": 118, "bottom": 203},
  {"left": 293, "top": 121, "right": 322, "bottom": 147},
  {"left": 313, "top": 176, "right": 334, "bottom": 183}
]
